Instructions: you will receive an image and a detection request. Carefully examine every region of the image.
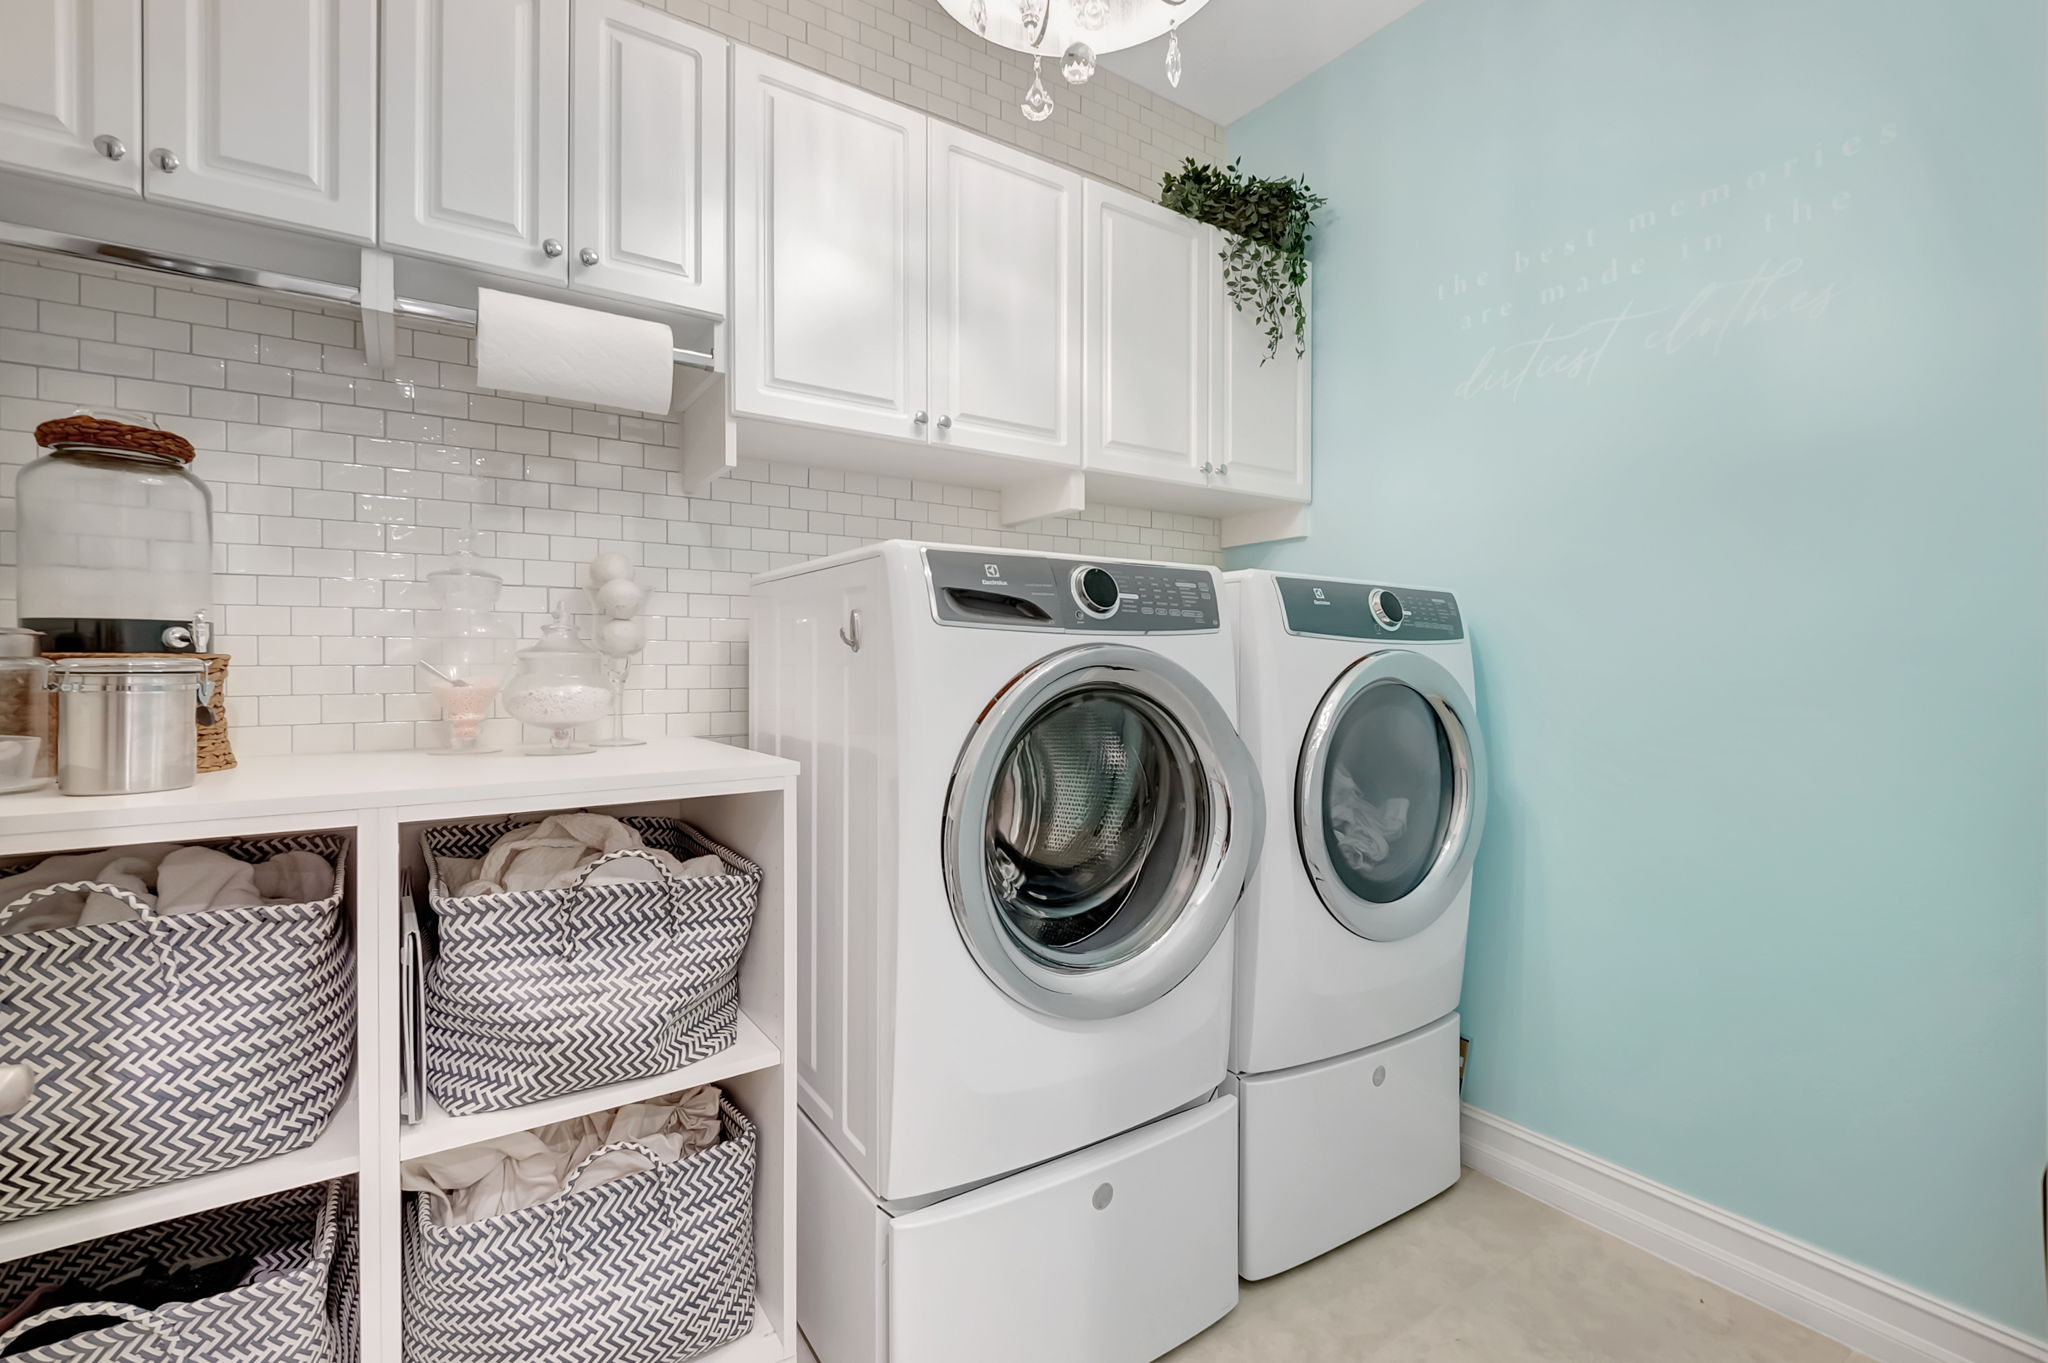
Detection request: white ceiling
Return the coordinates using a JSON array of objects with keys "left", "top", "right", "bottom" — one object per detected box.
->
[{"left": 1099, "top": 0, "right": 1427, "bottom": 127}]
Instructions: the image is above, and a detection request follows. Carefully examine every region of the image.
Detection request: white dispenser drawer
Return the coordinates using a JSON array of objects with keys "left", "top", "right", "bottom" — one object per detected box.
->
[
  {"left": 1238, "top": 1013, "right": 1462, "bottom": 1279},
  {"left": 888, "top": 1096, "right": 1237, "bottom": 1363}
]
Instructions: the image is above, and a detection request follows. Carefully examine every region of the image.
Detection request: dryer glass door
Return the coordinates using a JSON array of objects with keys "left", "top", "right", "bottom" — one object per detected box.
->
[
  {"left": 945, "top": 644, "right": 1263, "bottom": 1020},
  {"left": 1299, "top": 650, "right": 1487, "bottom": 942}
]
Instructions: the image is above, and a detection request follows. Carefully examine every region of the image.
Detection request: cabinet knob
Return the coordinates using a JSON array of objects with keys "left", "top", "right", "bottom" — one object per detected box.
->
[
  {"left": 936, "top": 414, "right": 952, "bottom": 430},
  {"left": 1216, "top": 462, "right": 1230, "bottom": 476},
  {"left": 913, "top": 410, "right": 928, "bottom": 425},
  {"left": 93, "top": 134, "right": 126, "bottom": 161},
  {"left": 542, "top": 238, "right": 564, "bottom": 258},
  {"left": 578, "top": 247, "right": 599, "bottom": 267},
  {"left": 150, "top": 148, "right": 179, "bottom": 173},
  {"left": 1200, "top": 462, "right": 1214, "bottom": 475}
]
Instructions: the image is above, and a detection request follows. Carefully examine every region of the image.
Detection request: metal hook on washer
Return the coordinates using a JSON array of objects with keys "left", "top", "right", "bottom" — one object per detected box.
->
[{"left": 838, "top": 610, "right": 862, "bottom": 652}]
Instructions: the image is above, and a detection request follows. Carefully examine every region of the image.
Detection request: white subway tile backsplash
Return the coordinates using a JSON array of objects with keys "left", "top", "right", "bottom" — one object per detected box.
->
[{"left": 1, "top": 246, "right": 1222, "bottom": 753}]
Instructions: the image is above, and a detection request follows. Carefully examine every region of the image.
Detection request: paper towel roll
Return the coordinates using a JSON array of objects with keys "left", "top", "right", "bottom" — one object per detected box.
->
[{"left": 475, "top": 289, "right": 675, "bottom": 413}]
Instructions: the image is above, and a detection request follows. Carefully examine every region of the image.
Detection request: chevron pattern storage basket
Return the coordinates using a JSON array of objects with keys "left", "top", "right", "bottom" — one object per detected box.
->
[
  {"left": 421, "top": 817, "right": 760, "bottom": 1115},
  {"left": 0, "top": 835, "right": 353, "bottom": 1223},
  {"left": 403, "top": 1097, "right": 757, "bottom": 1363},
  {"left": 0, "top": 1178, "right": 356, "bottom": 1362}
]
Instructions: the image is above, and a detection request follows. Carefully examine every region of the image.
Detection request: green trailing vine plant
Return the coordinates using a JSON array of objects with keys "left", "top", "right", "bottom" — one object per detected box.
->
[{"left": 1159, "top": 157, "right": 1326, "bottom": 363}]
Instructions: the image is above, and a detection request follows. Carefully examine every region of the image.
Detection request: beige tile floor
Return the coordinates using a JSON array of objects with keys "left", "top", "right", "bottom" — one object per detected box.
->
[{"left": 1161, "top": 1172, "right": 1875, "bottom": 1363}]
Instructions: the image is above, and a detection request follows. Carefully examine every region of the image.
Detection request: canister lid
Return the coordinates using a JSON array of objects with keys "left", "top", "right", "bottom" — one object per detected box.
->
[
  {"left": 0, "top": 628, "right": 42, "bottom": 660},
  {"left": 52, "top": 656, "right": 207, "bottom": 675}
]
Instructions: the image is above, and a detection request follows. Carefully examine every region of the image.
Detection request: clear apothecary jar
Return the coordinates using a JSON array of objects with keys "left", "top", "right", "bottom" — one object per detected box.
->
[
  {"left": 0, "top": 628, "right": 52, "bottom": 782},
  {"left": 16, "top": 410, "right": 213, "bottom": 652}
]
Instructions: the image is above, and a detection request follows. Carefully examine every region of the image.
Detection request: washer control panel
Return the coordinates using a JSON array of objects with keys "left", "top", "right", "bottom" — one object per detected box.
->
[
  {"left": 1276, "top": 576, "right": 1463, "bottom": 641},
  {"left": 926, "top": 550, "right": 1220, "bottom": 632}
]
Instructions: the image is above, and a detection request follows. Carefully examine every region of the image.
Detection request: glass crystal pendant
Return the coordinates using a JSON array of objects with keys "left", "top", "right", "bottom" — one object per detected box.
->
[
  {"left": 1165, "top": 20, "right": 1182, "bottom": 88},
  {"left": 1018, "top": 0, "right": 1047, "bottom": 41},
  {"left": 1062, "top": 41, "right": 1096, "bottom": 84},
  {"left": 1021, "top": 55, "right": 1054, "bottom": 121},
  {"left": 968, "top": 0, "right": 987, "bottom": 32}
]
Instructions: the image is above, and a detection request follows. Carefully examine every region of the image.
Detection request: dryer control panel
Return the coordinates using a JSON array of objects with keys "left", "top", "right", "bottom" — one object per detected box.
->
[
  {"left": 925, "top": 550, "right": 1220, "bottom": 632},
  {"left": 1276, "top": 576, "right": 1464, "bottom": 641}
]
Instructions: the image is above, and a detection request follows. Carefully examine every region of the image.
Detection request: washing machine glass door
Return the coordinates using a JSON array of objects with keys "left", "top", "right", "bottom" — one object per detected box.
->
[
  {"left": 1298, "top": 649, "right": 1487, "bottom": 941},
  {"left": 945, "top": 644, "right": 1263, "bottom": 1020}
]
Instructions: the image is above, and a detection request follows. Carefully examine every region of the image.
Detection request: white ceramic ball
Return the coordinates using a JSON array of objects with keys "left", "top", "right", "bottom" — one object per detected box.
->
[
  {"left": 598, "top": 618, "right": 647, "bottom": 657},
  {"left": 586, "top": 552, "right": 633, "bottom": 588},
  {"left": 594, "top": 577, "right": 646, "bottom": 619}
]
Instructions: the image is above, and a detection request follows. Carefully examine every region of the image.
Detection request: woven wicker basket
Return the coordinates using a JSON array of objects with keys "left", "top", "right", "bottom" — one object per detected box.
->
[{"left": 46, "top": 650, "right": 235, "bottom": 772}]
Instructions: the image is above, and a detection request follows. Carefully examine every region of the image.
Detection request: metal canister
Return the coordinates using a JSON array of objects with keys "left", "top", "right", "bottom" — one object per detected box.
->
[{"left": 49, "top": 656, "right": 210, "bottom": 796}]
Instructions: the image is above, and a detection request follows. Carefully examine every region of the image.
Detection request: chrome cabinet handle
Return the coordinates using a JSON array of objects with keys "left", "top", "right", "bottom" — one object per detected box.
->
[
  {"left": 93, "top": 134, "right": 126, "bottom": 161},
  {"left": 150, "top": 148, "right": 179, "bottom": 173},
  {"left": 1200, "top": 462, "right": 1214, "bottom": 475},
  {"left": 936, "top": 414, "right": 952, "bottom": 429},
  {"left": 1216, "top": 462, "right": 1230, "bottom": 476},
  {"left": 578, "top": 247, "right": 599, "bottom": 266},
  {"left": 838, "top": 609, "right": 862, "bottom": 652},
  {"left": 913, "top": 411, "right": 928, "bottom": 425},
  {"left": 542, "top": 238, "right": 564, "bottom": 258}
]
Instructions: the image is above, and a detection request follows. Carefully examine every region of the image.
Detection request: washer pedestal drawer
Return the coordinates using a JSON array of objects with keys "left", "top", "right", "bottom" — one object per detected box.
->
[
  {"left": 800, "top": 1097, "right": 1239, "bottom": 1363},
  {"left": 1237, "top": 1013, "right": 1462, "bottom": 1280}
]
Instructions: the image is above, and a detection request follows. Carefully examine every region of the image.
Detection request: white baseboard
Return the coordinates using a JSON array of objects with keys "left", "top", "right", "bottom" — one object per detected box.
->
[{"left": 1460, "top": 1105, "right": 2048, "bottom": 1363}]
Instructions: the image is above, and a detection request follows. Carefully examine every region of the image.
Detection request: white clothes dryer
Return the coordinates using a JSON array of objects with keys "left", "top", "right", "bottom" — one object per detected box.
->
[
  {"left": 1222, "top": 570, "right": 1488, "bottom": 1280},
  {"left": 753, "top": 542, "right": 1263, "bottom": 1363}
]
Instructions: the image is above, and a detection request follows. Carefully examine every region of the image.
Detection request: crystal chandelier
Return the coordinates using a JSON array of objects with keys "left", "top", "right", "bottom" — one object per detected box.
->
[{"left": 937, "top": 0, "right": 1212, "bottom": 122}]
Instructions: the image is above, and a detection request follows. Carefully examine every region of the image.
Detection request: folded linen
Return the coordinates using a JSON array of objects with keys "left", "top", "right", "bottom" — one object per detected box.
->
[
  {"left": 0, "top": 844, "right": 334, "bottom": 936},
  {"left": 448, "top": 814, "right": 726, "bottom": 897},
  {"left": 401, "top": 1085, "right": 725, "bottom": 1227}
]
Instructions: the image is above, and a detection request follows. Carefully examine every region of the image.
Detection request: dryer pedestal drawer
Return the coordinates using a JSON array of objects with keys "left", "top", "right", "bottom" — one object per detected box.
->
[
  {"left": 799, "top": 1097, "right": 1238, "bottom": 1363},
  {"left": 1237, "top": 1013, "right": 1461, "bottom": 1280}
]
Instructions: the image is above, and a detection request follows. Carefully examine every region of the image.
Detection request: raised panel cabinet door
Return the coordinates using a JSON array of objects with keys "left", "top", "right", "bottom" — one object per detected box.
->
[
  {"left": 1214, "top": 255, "right": 1311, "bottom": 501},
  {"left": 143, "top": 0, "right": 376, "bottom": 240},
  {"left": 382, "top": 0, "right": 569, "bottom": 283},
  {"left": 569, "top": 0, "right": 727, "bottom": 314},
  {"left": 927, "top": 125, "right": 1081, "bottom": 469},
  {"left": 0, "top": 0, "right": 139, "bottom": 194},
  {"left": 1083, "top": 181, "right": 1209, "bottom": 484},
  {"left": 733, "top": 50, "right": 928, "bottom": 439}
]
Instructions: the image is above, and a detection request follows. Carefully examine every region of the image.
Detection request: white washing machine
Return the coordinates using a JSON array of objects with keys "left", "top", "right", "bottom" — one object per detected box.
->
[
  {"left": 752, "top": 542, "right": 1264, "bottom": 1363},
  {"left": 1222, "top": 570, "right": 1488, "bottom": 1280}
]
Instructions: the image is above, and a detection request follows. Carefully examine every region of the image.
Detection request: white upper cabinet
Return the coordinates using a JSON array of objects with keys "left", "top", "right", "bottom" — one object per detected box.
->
[
  {"left": 1213, "top": 259, "right": 1311, "bottom": 502},
  {"left": 142, "top": 0, "right": 377, "bottom": 241},
  {"left": 1083, "top": 181, "right": 1211, "bottom": 486},
  {"left": 568, "top": 0, "right": 727, "bottom": 314},
  {"left": 732, "top": 50, "right": 928, "bottom": 440},
  {"left": 0, "top": 0, "right": 140, "bottom": 194},
  {"left": 382, "top": 0, "right": 570, "bottom": 284},
  {"left": 928, "top": 125, "right": 1081, "bottom": 468}
]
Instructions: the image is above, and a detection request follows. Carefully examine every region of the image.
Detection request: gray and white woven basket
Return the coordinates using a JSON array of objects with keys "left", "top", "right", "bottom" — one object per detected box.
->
[
  {"left": 0, "top": 835, "right": 354, "bottom": 1222},
  {"left": 403, "top": 1097, "right": 758, "bottom": 1363},
  {"left": 421, "top": 817, "right": 760, "bottom": 1115},
  {"left": 0, "top": 1177, "right": 356, "bottom": 1363}
]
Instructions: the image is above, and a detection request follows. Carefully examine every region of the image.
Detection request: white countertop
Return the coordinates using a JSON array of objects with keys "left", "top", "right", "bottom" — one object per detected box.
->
[{"left": 0, "top": 739, "right": 797, "bottom": 847}]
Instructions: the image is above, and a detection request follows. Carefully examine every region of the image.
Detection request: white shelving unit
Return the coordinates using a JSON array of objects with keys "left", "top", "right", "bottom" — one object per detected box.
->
[{"left": 0, "top": 739, "right": 800, "bottom": 1363}]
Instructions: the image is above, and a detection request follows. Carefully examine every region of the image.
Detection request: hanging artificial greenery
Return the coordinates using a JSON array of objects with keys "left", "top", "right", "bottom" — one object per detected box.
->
[{"left": 1159, "top": 157, "right": 1325, "bottom": 363}]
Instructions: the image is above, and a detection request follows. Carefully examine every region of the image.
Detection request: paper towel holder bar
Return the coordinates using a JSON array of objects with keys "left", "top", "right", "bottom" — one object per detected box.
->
[{"left": 0, "top": 222, "right": 718, "bottom": 373}]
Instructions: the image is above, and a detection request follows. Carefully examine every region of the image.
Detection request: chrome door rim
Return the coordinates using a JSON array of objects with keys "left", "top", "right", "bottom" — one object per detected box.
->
[
  {"left": 944, "top": 644, "right": 1263, "bottom": 1020},
  {"left": 1296, "top": 650, "right": 1487, "bottom": 942}
]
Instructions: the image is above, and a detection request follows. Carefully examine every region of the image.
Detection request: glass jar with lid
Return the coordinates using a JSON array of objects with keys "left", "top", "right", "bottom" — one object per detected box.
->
[
  {"left": 18, "top": 409, "right": 213, "bottom": 653},
  {"left": 500, "top": 602, "right": 612, "bottom": 755},
  {"left": 419, "top": 540, "right": 516, "bottom": 755},
  {"left": 0, "top": 627, "right": 52, "bottom": 784}
]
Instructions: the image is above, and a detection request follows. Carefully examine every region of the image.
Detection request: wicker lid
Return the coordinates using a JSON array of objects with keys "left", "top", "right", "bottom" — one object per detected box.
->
[{"left": 33, "top": 409, "right": 196, "bottom": 465}]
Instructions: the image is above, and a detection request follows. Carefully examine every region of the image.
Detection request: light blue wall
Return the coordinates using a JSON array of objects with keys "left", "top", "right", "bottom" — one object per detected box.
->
[{"left": 1228, "top": 0, "right": 2048, "bottom": 1336}]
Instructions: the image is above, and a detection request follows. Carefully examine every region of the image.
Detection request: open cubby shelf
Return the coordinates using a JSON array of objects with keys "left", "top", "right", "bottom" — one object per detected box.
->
[{"left": 0, "top": 739, "right": 799, "bottom": 1363}]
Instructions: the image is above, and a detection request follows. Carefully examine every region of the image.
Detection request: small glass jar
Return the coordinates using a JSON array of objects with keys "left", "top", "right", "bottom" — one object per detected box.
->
[
  {"left": 17, "top": 410, "right": 213, "bottom": 652},
  {"left": 0, "top": 628, "right": 52, "bottom": 785},
  {"left": 500, "top": 603, "right": 612, "bottom": 755}
]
